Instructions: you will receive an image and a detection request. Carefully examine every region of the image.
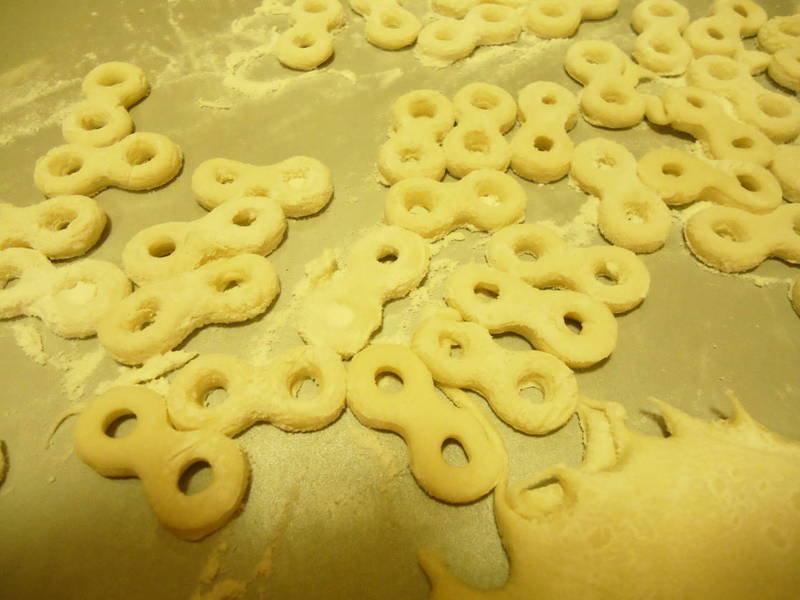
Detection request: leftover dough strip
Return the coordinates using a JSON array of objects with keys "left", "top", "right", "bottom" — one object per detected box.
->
[
  {"left": 384, "top": 169, "right": 526, "bottom": 240},
  {"left": 74, "top": 385, "right": 249, "bottom": 541},
  {"left": 98, "top": 254, "right": 280, "bottom": 365},
  {"left": 683, "top": 204, "right": 800, "bottom": 273},
  {"left": 0, "top": 195, "right": 107, "bottom": 259},
  {"left": 486, "top": 223, "right": 650, "bottom": 313},
  {"left": 411, "top": 309, "right": 578, "bottom": 435},
  {"left": 630, "top": 0, "right": 691, "bottom": 76},
  {"left": 524, "top": 0, "right": 619, "bottom": 39},
  {"left": 347, "top": 343, "right": 504, "bottom": 503},
  {"left": 167, "top": 346, "right": 346, "bottom": 436},
  {"left": 571, "top": 138, "right": 671, "bottom": 254},
  {"left": 0, "top": 247, "right": 131, "bottom": 339},
  {"left": 276, "top": 0, "right": 345, "bottom": 71},
  {"left": 445, "top": 263, "right": 617, "bottom": 368},
  {"left": 350, "top": 0, "right": 421, "bottom": 50},
  {"left": 297, "top": 226, "right": 429, "bottom": 357}
]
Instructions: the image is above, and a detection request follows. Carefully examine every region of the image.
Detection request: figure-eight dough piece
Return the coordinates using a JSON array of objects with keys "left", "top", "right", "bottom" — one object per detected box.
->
[
  {"left": 525, "top": 0, "right": 619, "bottom": 39},
  {"left": 276, "top": 0, "right": 345, "bottom": 71},
  {"left": 758, "top": 14, "right": 800, "bottom": 93},
  {"left": 631, "top": 0, "right": 691, "bottom": 76},
  {"left": 350, "top": 0, "right": 421, "bottom": 50}
]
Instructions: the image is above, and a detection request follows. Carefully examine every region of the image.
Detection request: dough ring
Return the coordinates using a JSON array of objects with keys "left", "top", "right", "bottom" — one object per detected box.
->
[
  {"left": 571, "top": 138, "right": 671, "bottom": 254},
  {"left": 486, "top": 223, "right": 650, "bottom": 313},
  {"left": 770, "top": 144, "right": 800, "bottom": 202},
  {"left": 97, "top": 254, "right": 280, "bottom": 365},
  {"left": 350, "top": 0, "right": 421, "bottom": 50},
  {"left": 524, "top": 0, "right": 619, "bottom": 39},
  {"left": 276, "top": 0, "right": 344, "bottom": 70},
  {"left": 445, "top": 263, "right": 618, "bottom": 369},
  {"left": 297, "top": 226, "right": 429, "bottom": 357},
  {"left": 167, "top": 346, "right": 346, "bottom": 436},
  {"left": 0, "top": 195, "right": 107, "bottom": 259},
  {"left": 683, "top": 204, "right": 800, "bottom": 273},
  {"left": 411, "top": 309, "right": 578, "bottom": 435},
  {"left": 757, "top": 14, "right": 800, "bottom": 54},
  {"left": 637, "top": 146, "right": 783, "bottom": 213},
  {"left": 768, "top": 46, "right": 800, "bottom": 94},
  {"left": 191, "top": 155, "right": 333, "bottom": 216},
  {"left": 74, "top": 385, "right": 249, "bottom": 541},
  {"left": 122, "top": 196, "right": 287, "bottom": 285},
  {"left": 384, "top": 169, "right": 526, "bottom": 240},
  {"left": 347, "top": 343, "right": 505, "bottom": 503},
  {"left": 630, "top": 0, "right": 691, "bottom": 76},
  {"left": 0, "top": 247, "right": 131, "bottom": 339}
]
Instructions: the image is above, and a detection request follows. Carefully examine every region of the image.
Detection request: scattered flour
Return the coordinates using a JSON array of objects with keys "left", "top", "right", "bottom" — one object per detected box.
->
[{"left": 93, "top": 350, "right": 198, "bottom": 395}]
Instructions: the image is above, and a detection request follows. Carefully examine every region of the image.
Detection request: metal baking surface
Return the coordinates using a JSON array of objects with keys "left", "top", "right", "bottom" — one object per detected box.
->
[{"left": 0, "top": 0, "right": 798, "bottom": 598}]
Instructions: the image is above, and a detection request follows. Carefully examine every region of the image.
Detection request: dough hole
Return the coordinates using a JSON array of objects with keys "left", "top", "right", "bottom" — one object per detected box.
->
[
  {"left": 601, "top": 89, "right": 629, "bottom": 105},
  {"left": 534, "top": 136, "right": 554, "bottom": 152},
  {"left": 202, "top": 386, "right": 229, "bottom": 408},
  {"left": 293, "top": 34, "right": 317, "bottom": 49},
  {"left": 80, "top": 111, "right": 110, "bottom": 131},
  {"left": 464, "top": 130, "right": 491, "bottom": 154},
  {"left": 441, "top": 438, "right": 469, "bottom": 467},
  {"left": 105, "top": 413, "right": 137, "bottom": 438},
  {"left": 707, "top": 27, "right": 724, "bottom": 41},
  {"left": 757, "top": 96, "right": 791, "bottom": 119},
  {"left": 661, "top": 163, "right": 683, "bottom": 177},
  {"left": 246, "top": 186, "right": 271, "bottom": 197},
  {"left": 129, "top": 301, "right": 159, "bottom": 332},
  {"left": 732, "top": 4, "right": 747, "bottom": 17},
  {"left": 651, "top": 39, "right": 673, "bottom": 54},
  {"left": 595, "top": 267, "right": 619, "bottom": 286},
  {"left": 736, "top": 174, "right": 760, "bottom": 192},
  {"left": 516, "top": 249, "right": 537, "bottom": 262},
  {"left": 302, "top": 0, "right": 327, "bottom": 13},
  {"left": 399, "top": 147, "right": 421, "bottom": 163},
  {"left": 563, "top": 313, "right": 583, "bottom": 334},
  {"left": 584, "top": 48, "right": 610, "bottom": 65},
  {"left": 474, "top": 282, "right": 500, "bottom": 301},
  {"left": 596, "top": 154, "right": 616, "bottom": 169},
  {"left": 98, "top": 73, "right": 124, "bottom": 87},
  {"left": 649, "top": 3, "right": 673, "bottom": 17},
  {"left": 148, "top": 239, "right": 176, "bottom": 258},
  {"left": 732, "top": 137, "right": 753, "bottom": 149},
  {"left": 441, "top": 337, "right": 464, "bottom": 358},
  {"left": 291, "top": 375, "right": 320, "bottom": 401},
  {"left": 48, "top": 153, "right": 83, "bottom": 177},
  {"left": 375, "top": 370, "right": 404, "bottom": 393},
  {"left": 284, "top": 169, "right": 309, "bottom": 188},
  {"left": 409, "top": 99, "right": 437, "bottom": 119},
  {"left": 41, "top": 209, "right": 77, "bottom": 231},
  {"left": 625, "top": 204, "right": 647, "bottom": 224},
  {"left": 215, "top": 169, "right": 236, "bottom": 184},
  {"left": 233, "top": 210, "right": 257, "bottom": 226},
  {"left": 403, "top": 189, "right": 433, "bottom": 213},
  {"left": 712, "top": 221, "right": 748, "bottom": 242},
  {"left": 541, "top": 94, "right": 557, "bottom": 105},
  {"left": 126, "top": 141, "right": 156, "bottom": 166},
  {"left": 214, "top": 277, "right": 243, "bottom": 292},
  {"left": 178, "top": 460, "right": 213, "bottom": 495},
  {"left": 435, "top": 27, "right": 455, "bottom": 41},
  {"left": 377, "top": 249, "right": 399, "bottom": 263},
  {"left": 518, "top": 379, "right": 545, "bottom": 404},
  {"left": 471, "top": 91, "right": 500, "bottom": 110},
  {"left": 708, "top": 61, "right": 738, "bottom": 80},
  {"left": 381, "top": 13, "right": 403, "bottom": 29},
  {"left": 476, "top": 6, "right": 504, "bottom": 22}
]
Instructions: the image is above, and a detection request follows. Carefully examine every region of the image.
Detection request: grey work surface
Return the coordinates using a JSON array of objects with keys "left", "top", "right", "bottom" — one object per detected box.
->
[{"left": 0, "top": 0, "right": 799, "bottom": 598}]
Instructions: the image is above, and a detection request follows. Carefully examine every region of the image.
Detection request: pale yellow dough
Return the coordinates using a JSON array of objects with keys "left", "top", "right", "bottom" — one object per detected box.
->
[
  {"left": 421, "top": 397, "right": 800, "bottom": 599},
  {"left": 524, "top": 0, "right": 619, "bottom": 39},
  {"left": 630, "top": 0, "right": 691, "bottom": 76},
  {"left": 74, "top": 385, "right": 250, "bottom": 541},
  {"left": 0, "top": 195, "right": 107, "bottom": 260},
  {"left": 350, "top": 0, "right": 421, "bottom": 50},
  {"left": 757, "top": 14, "right": 800, "bottom": 54},
  {"left": 276, "top": 0, "right": 344, "bottom": 71},
  {"left": 768, "top": 46, "right": 800, "bottom": 93},
  {"left": 769, "top": 143, "right": 800, "bottom": 202},
  {"left": 347, "top": 344, "right": 504, "bottom": 503},
  {"left": 167, "top": 346, "right": 346, "bottom": 437}
]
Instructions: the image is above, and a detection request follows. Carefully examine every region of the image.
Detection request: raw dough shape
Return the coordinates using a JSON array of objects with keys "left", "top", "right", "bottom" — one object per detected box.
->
[
  {"left": 430, "top": 0, "right": 526, "bottom": 19},
  {"left": 486, "top": 223, "right": 650, "bottom": 313},
  {"left": 770, "top": 144, "right": 800, "bottom": 202},
  {"left": 444, "top": 263, "right": 617, "bottom": 368},
  {"left": 564, "top": 40, "right": 660, "bottom": 129},
  {"left": 34, "top": 132, "right": 183, "bottom": 197},
  {"left": 684, "top": 0, "right": 769, "bottom": 74},
  {"left": 630, "top": 0, "right": 691, "bottom": 76},
  {"left": 122, "top": 197, "right": 287, "bottom": 285},
  {"left": 768, "top": 46, "right": 800, "bottom": 93},
  {"left": 384, "top": 169, "right": 526, "bottom": 240},
  {"left": 757, "top": 14, "right": 800, "bottom": 54},
  {"left": 0, "top": 247, "right": 131, "bottom": 339},
  {"left": 683, "top": 203, "right": 800, "bottom": 273},
  {"left": 97, "top": 254, "right": 280, "bottom": 365},
  {"left": 524, "top": 0, "right": 619, "bottom": 39},
  {"left": 420, "top": 397, "right": 800, "bottom": 599},
  {"left": 638, "top": 146, "right": 783, "bottom": 213},
  {"left": 74, "top": 385, "right": 249, "bottom": 541},
  {"left": 297, "top": 226, "right": 429, "bottom": 357},
  {"left": 166, "top": 346, "right": 346, "bottom": 436},
  {"left": 655, "top": 86, "right": 776, "bottom": 166},
  {"left": 62, "top": 62, "right": 149, "bottom": 148},
  {"left": 510, "top": 81, "right": 578, "bottom": 183},
  {"left": 791, "top": 277, "right": 800, "bottom": 316},
  {"left": 571, "top": 138, "right": 671, "bottom": 254},
  {"left": 276, "top": 0, "right": 345, "bottom": 70},
  {"left": 346, "top": 343, "right": 504, "bottom": 503},
  {"left": 686, "top": 55, "right": 800, "bottom": 143},
  {"left": 411, "top": 309, "right": 578, "bottom": 435},
  {"left": 191, "top": 156, "right": 333, "bottom": 216},
  {"left": 350, "top": 0, "right": 421, "bottom": 50},
  {"left": 417, "top": 4, "right": 522, "bottom": 64},
  {"left": 0, "top": 195, "right": 107, "bottom": 259}
]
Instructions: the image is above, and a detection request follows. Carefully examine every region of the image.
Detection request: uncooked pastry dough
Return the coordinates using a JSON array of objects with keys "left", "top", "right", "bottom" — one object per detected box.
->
[
  {"left": 571, "top": 138, "right": 671, "bottom": 254},
  {"left": 97, "top": 254, "right": 280, "bottom": 365},
  {"left": 524, "top": 0, "right": 619, "bottom": 39},
  {"left": 768, "top": 46, "right": 800, "bottom": 93},
  {"left": 630, "top": 0, "right": 691, "bottom": 76},
  {"left": 420, "top": 397, "right": 800, "bottom": 599},
  {"left": 122, "top": 197, "right": 287, "bottom": 285},
  {"left": 191, "top": 156, "right": 333, "bottom": 217},
  {"left": 350, "top": 0, "right": 421, "bottom": 50},
  {"left": 384, "top": 169, "right": 526, "bottom": 240},
  {"left": 347, "top": 343, "right": 504, "bottom": 503},
  {"left": 445, "top": 263, "right": 617, "bottom": 368},
  {"left": 430, "top": 0, "right": 526, "bottom": 19},
  {"left": 167, "top": 346, "right": 346, "bottom": 436},
  {"left": 276, "top": 0, "right": 344, "bottom": 71},
  {"left": 411, "top": 309, "right": 578, "bottom": 435},
  {"left": 74, "top": 385, "right": 250, "bottom": 541},
  {"left": 0, "top": 247, "right": 131, "bottom": 339},
  {"left": 757, "top": 14, "right": 800, "bottom": 54},
  {"left": 638, "top": 146, "right": 783, "bottom": 213},
  {"left": 770, "top": 144, "right": 800, "bottom": 202},
  {"left": 486, "top": 223, "right": 650, "bottom": 313},
  {"left": 0, "top": 195, "right": 107, "bottom": 259},
  {"left": 683, "top": 204, "right": 800, "bottom": 273},
  {"left": 297, "top": 226, "right": 429, "bottom": 357}
]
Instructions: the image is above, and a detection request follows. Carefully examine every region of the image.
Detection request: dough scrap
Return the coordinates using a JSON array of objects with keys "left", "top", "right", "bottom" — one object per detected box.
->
[
  {"left": 630, "top": 0, "right": 691, "bottom": 76},
  {"left": 430, "top": 0, "right": 526, "bottom": 20},
  {"left": 167, "top": 346, "right": 346, "bottom": 436},
  {"left": 0, "top": 195, "right": 107, "bottom": 259},
  {"left": 122, "top": 197, "right": 287, "bottom": 285},
  {"left": 444, "top": 263, "right": 617, "bottom": 368},
  {"left": 524, "top": 0, "right": 619, "bottom": 39},
  {"left": 191, "top": 155, "right": 333, "bottom": 216},
  {"left": 411, "top": 309, "right": 578, "bottom": 435},
  {"left": 0, "top": 247, "right": 131, "bottom": 339},
  {"left": 346, "top": 343, "right": 504, "bottom": 503},
  {"left": 421, "top": 397, "right": 800, "bottom": 599},
  {"left": 571, "top": 138, "right": 671, "bottom": 253},
  {"left": 350, "top": 0, "right": 421, "bottom": 50},
  {"left": 638, "top": 146, "right": 783, "bottom": 213},
  {"left": 683, "top": 203, "right": 800, "bottom": 273},
  {"left": 73, "top": 385, "right": 250, "bottom": 541},
  {"left": 486, "top": 223, "right": 650, "bottom": 313},
  {"left": 297, "top": 226, "right": 429, "bottom": 357},
  {"left": 97, "top": 254, "right": 280, "bottom": 365},
  {"left": 770, "top": 144, "right": 800, "bottom": 202},
  {"left": 276, "top": 0, "right": 344, "bottom": 70},
  {"left": 384, "top": 169, "right": 526, "bottom": 240}
]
